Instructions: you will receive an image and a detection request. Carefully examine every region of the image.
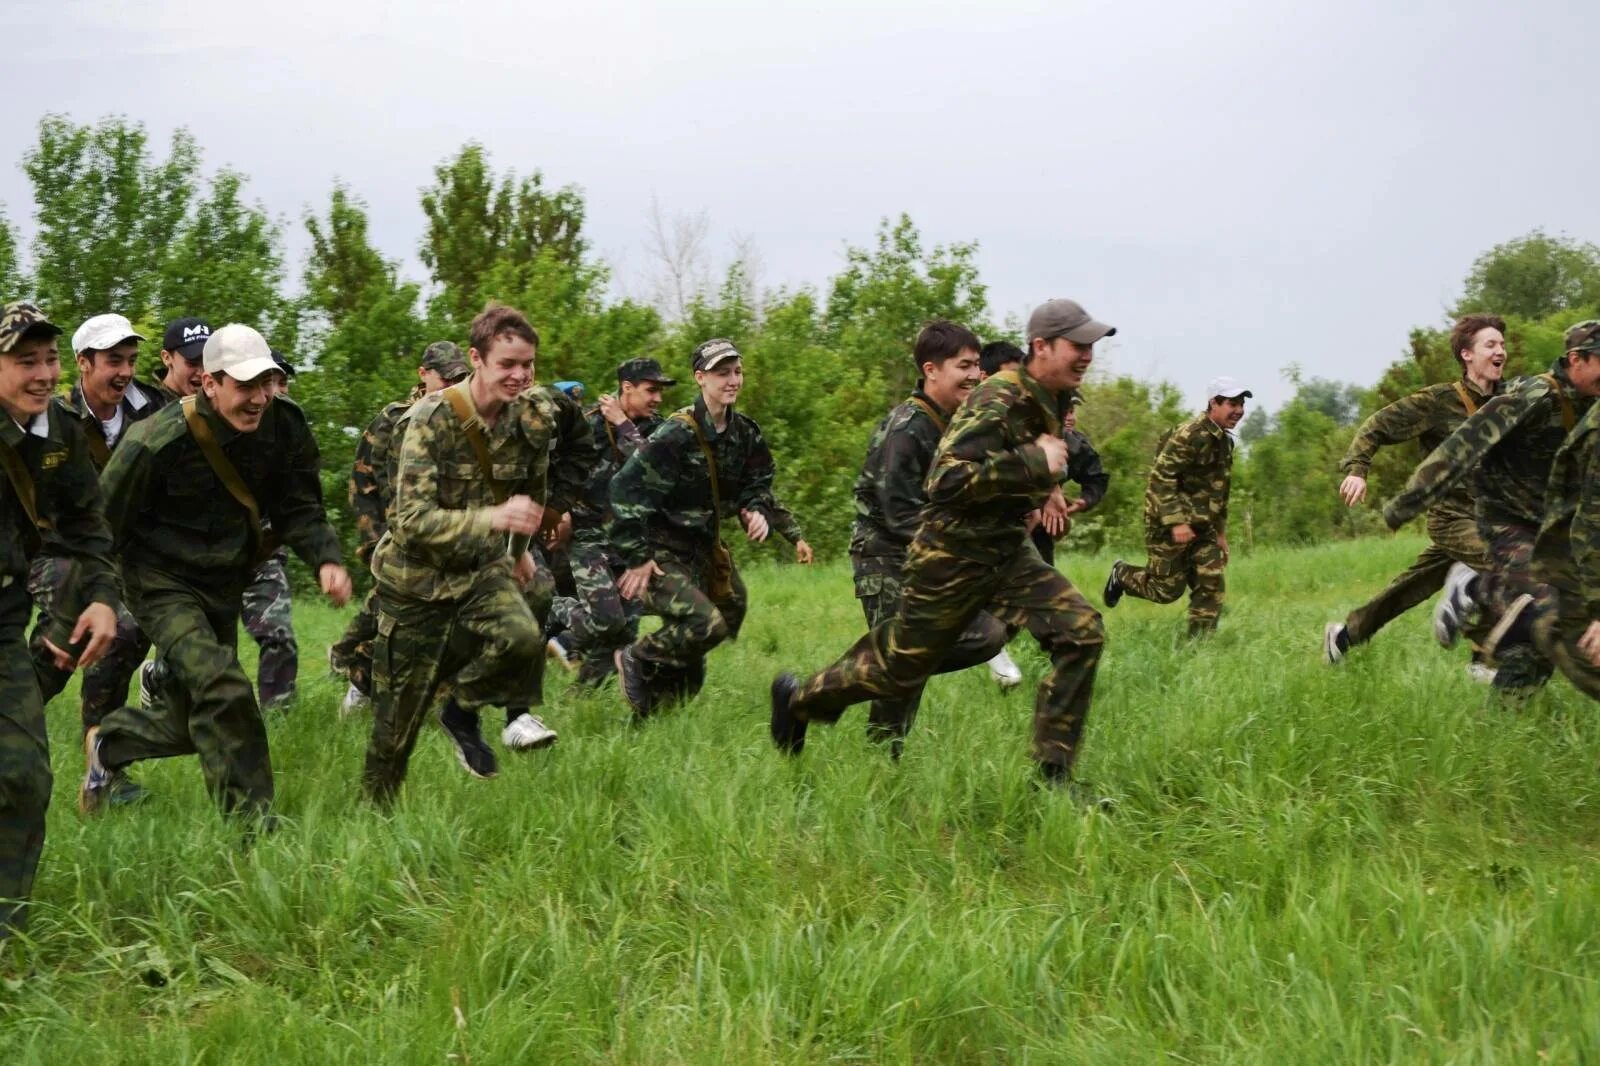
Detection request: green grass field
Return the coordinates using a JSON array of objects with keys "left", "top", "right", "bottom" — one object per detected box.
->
[{"left": 3, "top": 536, "right": 1598, "bottom": 1063}]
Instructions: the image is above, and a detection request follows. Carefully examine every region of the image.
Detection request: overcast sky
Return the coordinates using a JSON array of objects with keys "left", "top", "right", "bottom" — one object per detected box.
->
[{"left": 10, "top": 0, "right": 1597, "bottom": 411}]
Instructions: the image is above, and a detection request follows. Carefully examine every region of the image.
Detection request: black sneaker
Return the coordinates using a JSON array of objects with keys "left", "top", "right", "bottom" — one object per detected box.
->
[
  {"left": 614, "top": 647, "right": 654, "bottom": 718},
  {"left": 106, "top": 770, "right": 150, "bottom": 808},
  {"left": 1103, "top": 560, "right": 1126, "bottom": 608},
  {"left": 438, "top": 702, "right": 498, "bottom": 779},
  {"left": 769, "top": 673, "right": 806, "bottom": 756}
]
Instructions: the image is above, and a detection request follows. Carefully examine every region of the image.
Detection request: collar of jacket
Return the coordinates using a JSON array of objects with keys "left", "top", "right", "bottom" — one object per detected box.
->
[
  {"left": 1198, "top": 413, "right": 1230, "bottom": 440},
  {"left": 691, "top": 395, "right": 735, "bottom": 438},
  {"left": 69, "top": 379, "right": 155, "bottom": 422},
  {"left": 1013, "top": 367, "right": 1063, "bottom": 430},
  {"left": 1459, "top": 373, "right": 1500, "bottom": 399},
  {"left": 0, "top": 404, "right": 52, "bottom": 448}
]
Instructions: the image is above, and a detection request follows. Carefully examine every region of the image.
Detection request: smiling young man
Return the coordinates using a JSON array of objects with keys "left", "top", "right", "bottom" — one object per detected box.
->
[
  {"left": 1322, "top": 314, "right": 1506, "bottom": 669},
  {"left": 771, "top": 299, "right": 1112, "bottom": 797},
  {"left": 610, "top": 338, "right": 810, "bottom": 717},
  {"left": 847, "top": 320, "right": 1008, "bottom": 752},
  {"left": 82, "top": 324, "right": 351, "bottom": 820},
  {"left": 361, "top": 304, "right": 563, "bottom": 804},
  {"left": 1104, "top": 377, "right": 1246, "bottom": 637},
  {"left": 0, "top": 303, "right": 120, "bottom": 939},
  {"left": 153, "top": 317, "right": 211, "bottom": 401}
]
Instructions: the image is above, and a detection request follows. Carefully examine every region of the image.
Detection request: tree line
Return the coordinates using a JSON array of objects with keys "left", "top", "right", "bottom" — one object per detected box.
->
[{"left": 5, "top": 114, "right": 1593, "bottom": 575}]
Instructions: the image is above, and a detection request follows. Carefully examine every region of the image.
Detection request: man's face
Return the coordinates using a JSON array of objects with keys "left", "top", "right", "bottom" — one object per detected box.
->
[
  {"left": 695, "top": 359, "right": 743, "bottom": 405},
  {"left": 161, "top": 351, "right": 203, "bottom": 396},
  {"left": 261, "top": 371, "right": 289, "bottom": 401},
  {"left": 1063, "top": 406, "right": 1078, "bottom": 432},
  {"left": 0, "top": 336, "right": 62, "bottom": 422},
  {"left": 922, "top": 347, "right": 982, "bottom": 411},
  {"left": 1565, "top": 351, "right": 1600, "bottom": 397},
  {"left": 78, "top": 340, "right": 139, "bottom": 411},
  {"left": 204, "top": 371, "right": 271, "bottom": 432},
  {"left": 418, "top": 368, "right": 451, "bottom": 394},
  {"left": 1028, "top": 337, "right": 1094, "bottom": 391},
  {"left": 1461, "top": 327, "right": 1507, "bottom": 384},
  {"left": 470, "top": 336, "right": 536, "bottom": 403},
  {"left": 1208, "top": 395, "right": 1247, "bottom": 430},
  {"left": 620, "top": 379, "right": 665, "bottom": 418}
]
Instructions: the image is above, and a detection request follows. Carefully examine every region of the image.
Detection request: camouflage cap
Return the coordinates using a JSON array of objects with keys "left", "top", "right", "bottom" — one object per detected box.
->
[
  {"left": 0, "top": 302, "right": 63, "bottom": 354},
  {"left": 420, "top": 340, "right": 469, "bottom": 381},
  {"left": 1565, "top": 320, "right": 1600, "bottom": 354},
  {"left": 617, "top": 356, "right": 677, "bottom": 386},
  {"left": 691, "top": 338, "right": 741, "bottom": 372}
]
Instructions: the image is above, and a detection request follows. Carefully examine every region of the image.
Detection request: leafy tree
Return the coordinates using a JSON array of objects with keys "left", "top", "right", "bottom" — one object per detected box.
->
[
  {"left": 157, "top": 170, "right": 287, "bottom": 336},
  {"left": 1456, "top": 230, "right": 1600, "bottom": 320},
  {"left": 304, "top": 184, "right": 393, "bottom": 327},
  {"left": 0, "top": 206, "right": 24, "bottom": 299}
]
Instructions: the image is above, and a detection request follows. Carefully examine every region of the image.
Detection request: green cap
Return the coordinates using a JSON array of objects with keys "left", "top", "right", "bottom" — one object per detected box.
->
[
  {"left": 420, "top": 340, "right": 470, "bottom": 381},
  {"left": 1565, "top": 320, "right": 1600, "bottom": 353},
  {"left": 0, "top": 302, "right": 62, "bottom": 354}
]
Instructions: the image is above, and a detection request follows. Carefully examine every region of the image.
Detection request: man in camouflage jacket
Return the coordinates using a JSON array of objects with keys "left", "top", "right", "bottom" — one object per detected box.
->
[
  {"left": 610, "top": 338, "right": 809, "bottom": 716},
  {"left": 772, "top": 300, "right": 1112, "bottom": 796},
  {"left": 329, "top": 341, "right": 468, "bottom": 706},
  {"left": 1323, "top": 314, "right": 1505, "bottom": 666},
  {"left": 849, "top": 321, "right": 1008, "bottom": 750},
  {"left": 1105, "top": 377, "right": 1246, "bottom": 636}
]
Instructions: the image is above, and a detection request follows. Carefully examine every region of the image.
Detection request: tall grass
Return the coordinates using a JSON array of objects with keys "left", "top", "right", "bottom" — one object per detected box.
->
[{"left": 3, "top": 536, "right": 1597, "bottom": 1063}]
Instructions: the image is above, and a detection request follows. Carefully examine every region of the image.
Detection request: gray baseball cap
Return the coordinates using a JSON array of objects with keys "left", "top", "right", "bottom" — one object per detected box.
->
[{"left": 1026, "top": 299, "right": 1116, "bottom": 345}]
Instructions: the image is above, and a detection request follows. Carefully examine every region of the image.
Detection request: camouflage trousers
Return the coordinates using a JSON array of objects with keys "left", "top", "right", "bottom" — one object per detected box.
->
[
  {"left": 25, "top": 556, "right": 136, "bottom": 728},
  {"left": 853, "top": 566, "right": 1009, "bottom": 742},
  {"left": 242, "top": 552, "right": 296, "bottom": 708},
  {"left": 330, "top": 586, "right": 380, "bottom": 698},
  {"left": 1345, "top": 510, "right": 1492, "bottom": 646},
  {"left": 792, "top": 536, "right": 1105, "bottom": 770},
  {"left": 628, "top": 551, "right": 748, "bottom": 704},
  {"left": 1475, "top": 523, "right": 1555, "bottom": 694},
  {"left": 1506, "top": 585, "right": 1600, "bottom": 703},
  {"left": 560, "top": 533, "right": 643, "bottom": 684},
  {"left": 363, "top": 565, "right": 542, "bottom": 805},
  {"left": 0, "top": 583, "right": 50, "bottom": 936},
  {"left": 96, "top": 568, "right": 272, "bottom": 817},
  {"left": 1117, "top": 527, "right": 1226, "bottom": 634}
]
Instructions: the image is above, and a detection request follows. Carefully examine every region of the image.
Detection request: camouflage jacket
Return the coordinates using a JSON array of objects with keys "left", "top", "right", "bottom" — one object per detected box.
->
[
  {"left": 349, "top": 384, "right": 422, "bottom": 563},
  {"left": 850, "top": 389, "right": 950, "bottom": 579},
  {"left": 371, "top": 379, "right": 556, "bottom": 601},
  {"left": 572, "top": 407, "right": 663, "bottom": 533},
  {"left": 1340, "top": 376, "right": 1496, "bottom": 521},
  {"left": 1143, "top": 415, "right": 1233, "bottom": 533},
  {"left": 1533, "top": 402, "right": 1600, "bottom": 610},
  {"left": 62, "top": 380, "right": 168, "bottom": 470},
  {"left": 609, "top": 397, "right": 803, "bottom": 568},
  {"left": 101, "top": 391, "right": 340, "bottom": 588},
  {"left": 1385, "top": 360, "right": 1594, "bottom": 533},
  {"left": 919, "top": 368, "right": 1065, "bottom": 564},
  {"left": 1065, "top": 429, "right": 1109, "bottom": 511},
  {"left": 0, "top": 405, "right": 119, "bottom": 615}
]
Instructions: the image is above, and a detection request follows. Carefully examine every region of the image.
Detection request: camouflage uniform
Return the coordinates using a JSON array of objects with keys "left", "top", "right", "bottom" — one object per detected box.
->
[
  {"left": 1337, "top": 377, "right": 1496, "bottom": 645},
  {"left": 95, "top": 391, "right": 341, "bottom": 816},
  {"left": 789, "top": 369, "right": 1105, "bottom": 771},
  {"left": 1114, "top": 414, "right": 1233, "bottom": 634},
  {"left": 1032, "top": 423, "right": 1109, "bottom": 566},
  {"left": 241, "top": 548, "right": 295, "bottom": 708},
  {"left": 1386, "top": 359, "right": 1594, "bottom": 693},
  {"left": 362, "top": 380, "right": 563, "bottom": 804},
  {"left": 849, "top": 388, "right": 1008, "bottom": 740},
  {"left": 0, "top": 338, "right": 121, "bottom": 935}
]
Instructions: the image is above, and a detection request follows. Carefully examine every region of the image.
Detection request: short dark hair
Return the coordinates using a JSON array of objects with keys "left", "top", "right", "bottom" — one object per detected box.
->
[
  {"left": 979, "top": 340, "right": 1025, "bottom": 377},
  {"left": 469, "top": 302, "right": 539, "bottom": 357},
  {"left": 1449, "top": 314, "right": 1506, "bottom": 369},
  {"left": 912, "top": 320, "right": 981, "bottom": 378}
]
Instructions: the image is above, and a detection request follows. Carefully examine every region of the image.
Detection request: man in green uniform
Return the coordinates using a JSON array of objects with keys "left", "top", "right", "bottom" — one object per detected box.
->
[
  {"left": 1322, "top": 314, "right": 1506, "bottom": 669},
  {"left": 330, "top": 341, "right": 469, "bottom": 712},
  {"left": 558, "top": 357, "right": 675, "bottom": 686},
  {"left": 153, "top": 317, "right": 211, "bottom": 402},
  {"left": 611, "top": 338, "right": 810, "bottom": 717},
  {"left": 770, "top": 299, "right": 1112, "bottom": 795},
  {"left": 1414, "top": 320, "right": 1600, "bottom": 694},
  {"left": 850, "top": 320, "right": 1010, "bottom": 750},
  {"left": 1104, "top": 377, "right": 1245, "bottom": 636},
  {"left": 82, "top": 324, "right": 351, "bottom": 819},
  {"left": 362, "top": 304, "right": 561, "bottom": 804},
  {"left": 0, "top": 303, "right": 119, "bottom": 938}
]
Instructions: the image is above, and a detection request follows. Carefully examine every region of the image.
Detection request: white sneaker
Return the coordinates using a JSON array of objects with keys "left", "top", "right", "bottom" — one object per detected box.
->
[
  {"left": 502, "top": 713, "right": 558, "bottom": 751},
  {"left": 1465, "top": 662, "right": 1497, "bottom": 685},
  {"left": 137, "top": 660, "right": 160, "bottom": 711},
  {"left": 546, "top": 636, "right": 579, "bottom": 672},
  {"left": 1434, "top": 563, "right": 1478, "bottom": 648},
  {"left": 340, "top": 683, "right": 371, "bottom": 717},
  {"left": 988, "top": 649, "right": 1023, "bottom": 689}
]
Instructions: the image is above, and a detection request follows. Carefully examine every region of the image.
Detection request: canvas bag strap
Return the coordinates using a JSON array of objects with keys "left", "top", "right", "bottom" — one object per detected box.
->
[
  {"left": 444, "top": 383, "right": 509, "bottom": 505},
  {"left": 0, "top": 437, "right": 44, "bottom": 534},
  {"left": 672, "top": 411, "right": 726, "bottom": 551},
  {"left": 1451, "top": 381, "right": 1479, "bottom": 417},
  {"left": 180, "top": 395, "right": 267, "bottom": 540}
]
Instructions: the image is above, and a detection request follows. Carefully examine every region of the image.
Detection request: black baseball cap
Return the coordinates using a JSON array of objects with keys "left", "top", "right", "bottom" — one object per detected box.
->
[
  {"left": 617, "top": 357, "right": 677, "bottom": 386},
  {"left": 270, "top": 349, "right": 296, "bottom": 378},
  {"left": 163, "top": 317, "right": 213, "bottom": 362}
]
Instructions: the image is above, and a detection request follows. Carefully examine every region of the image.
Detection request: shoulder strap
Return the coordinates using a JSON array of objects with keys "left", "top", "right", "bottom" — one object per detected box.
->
[
  {"left": 1451, "top": 381, "right": 1479, "bottom": 417},
  {"left": 671, "top": 411, "right": 726, "bottom": 549},
  {"left": 0, "top": 437, "right": 45, "bottom": 534},
  {"left": 443, "top": 383, "right": 509, "bottom": 505},
  {"left": 180, "top": 395, "right": 271, "bottom": 556},
  {"left": 907, "top": 395, "right": 948, "bottom": 434},
  {"left": 1540, "top": 374, "right": 1576, "bottom": 431}
]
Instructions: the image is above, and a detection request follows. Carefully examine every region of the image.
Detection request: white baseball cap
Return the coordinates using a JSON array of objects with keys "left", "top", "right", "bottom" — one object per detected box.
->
[
  {"left": 1206, "top": 376, "right": 1253, "bottom": 401},
  {"left": 71, "top": 313, "right": 144, "bottom": 355},
  {"left": 202, "top": 324, "right": 279, "bottom": 382}
]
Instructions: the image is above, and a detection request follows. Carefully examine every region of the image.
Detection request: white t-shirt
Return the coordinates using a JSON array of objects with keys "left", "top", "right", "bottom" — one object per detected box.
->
[{"left": 100, "top": 406, "right": 124, "bottom": 449}]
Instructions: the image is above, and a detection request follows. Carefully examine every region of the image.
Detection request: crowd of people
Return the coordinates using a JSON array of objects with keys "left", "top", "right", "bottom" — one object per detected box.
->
[{"left": 2, "top": 294, "right": 1598, "bottom": 941}]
